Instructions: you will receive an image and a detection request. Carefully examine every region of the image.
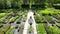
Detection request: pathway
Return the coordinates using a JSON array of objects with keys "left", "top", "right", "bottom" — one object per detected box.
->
[{"left": 23, "top": 10, "right": 37, "bottom": 34}]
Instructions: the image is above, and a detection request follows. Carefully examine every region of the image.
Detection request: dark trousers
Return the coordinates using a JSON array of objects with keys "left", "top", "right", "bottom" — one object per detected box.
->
[{"left": 30, "top": 23, "right": 32, "bottom": 25}]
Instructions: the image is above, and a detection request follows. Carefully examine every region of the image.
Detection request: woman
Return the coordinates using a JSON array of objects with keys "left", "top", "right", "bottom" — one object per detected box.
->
[{"left": 28, "top": 16, "right": 33, "bottom": 25}]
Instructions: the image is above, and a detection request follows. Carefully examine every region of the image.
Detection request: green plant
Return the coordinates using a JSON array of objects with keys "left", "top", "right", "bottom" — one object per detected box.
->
[
  {"left": 37, "top": 23, "right": 47, "bottom": 34},
  {"left": 6, "top": 26, "right": 14, "bottom": 34},
  {"left": 45, "top": 25, "right": 60, "bottom": 34}
]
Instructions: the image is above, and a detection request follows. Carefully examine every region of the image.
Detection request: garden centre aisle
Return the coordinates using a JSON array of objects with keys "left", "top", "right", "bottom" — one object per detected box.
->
[{"left": 23, "top": 10, "right": 37, "bottom": 34}]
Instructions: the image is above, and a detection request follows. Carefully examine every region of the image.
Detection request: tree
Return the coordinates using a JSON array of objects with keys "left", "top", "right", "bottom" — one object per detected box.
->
[{"left": 0, "top": 0, "right": 5, "bottom": 9}]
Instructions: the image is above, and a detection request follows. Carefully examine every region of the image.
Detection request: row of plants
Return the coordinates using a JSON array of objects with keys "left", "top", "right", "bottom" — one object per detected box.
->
[
  {"left": 0, "top": 13, "right": 13, "bottom": 23},
  {"left": 0, "top": 13, "right": 6, "bottom": 27},
  {"left": 0, "top": 24, "right": 15, "bottom": 34},
  {"left": 45, "top": 24, "right": 60, "bottom": 34},
  {"left": 0, "top": 10, "right": 28, "bottom": 34},
  {"left": 6, "top": 26, "right": 14, "bottom": 34},
  {"left": 37, "top": 8, "right": 60, "bottom": 16},
  {"left": 44, "top": 15, "right": 55, "bottom": 24},
  {"left": 34, "top": 8, "right": 60, "bottom": 23},
  {"left": 34, "top": 9, "right": 60, "bottom": 34},
  {"left": 34, "top": 13, "right": 45, "bottom": 23},
  {"left": 37, "top": 23, "right": 47, "bottom": 34},
  {"left": 51, "top": 14, "right": 60, "bottom": 23},
  {"left": 52, "top": 14, "right": 60, "bottom": 20},
  {"left": 16, "top": 10, "right": 28, "bottom": 23},
  {"left": 0, "top": 25, "right": 10, "bottom": 34},
  {"left": 34, "top": 11, "right": 55, "bottom": 24},
  {"left": 0, "top": 13, "right": 15, "bottom": 24},
  {"left": 9, "top": 16, "right": 19, "bottom": 23},
  {"left": 56, "top": 24, "right": 60, "bottom": 28},
  {"left": 0, "top": 9, "right": 28, "bottom": 24}
]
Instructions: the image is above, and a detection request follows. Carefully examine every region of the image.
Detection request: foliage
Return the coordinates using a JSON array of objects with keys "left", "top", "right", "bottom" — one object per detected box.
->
[
  {"left": 37, "top": 23, "right": 47, "bottom": 34},
  {"left": 46, "top": 25, "right": 60, "bottom": 34},
  {"left": 0, "top": 13, "right": 6, "bottom": 19}
]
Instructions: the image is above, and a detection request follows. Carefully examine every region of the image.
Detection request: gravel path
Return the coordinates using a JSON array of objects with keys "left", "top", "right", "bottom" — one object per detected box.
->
[
  {"left": 14, "top": 29, "right": 19, "bottom": 34},
  {"left": 23, "top": 10, "right": 37, "bottom": 34}
]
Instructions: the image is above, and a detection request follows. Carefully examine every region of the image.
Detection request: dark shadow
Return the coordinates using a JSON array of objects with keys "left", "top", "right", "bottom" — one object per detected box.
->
[
  {"left": 16, "top": 22, "right": 21, "bottom": 24},
  {"left": 52, "top": 5, "right": 60, "bottom": 9},
  {"left": 21, "top": 4, "right": 30, "bottom": 9},
  {"left": 9, "top": 21, "right": 14, "bottom": 24},
  {"left": 31, "top": 4, "right": 45, "bottom": 10}
]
